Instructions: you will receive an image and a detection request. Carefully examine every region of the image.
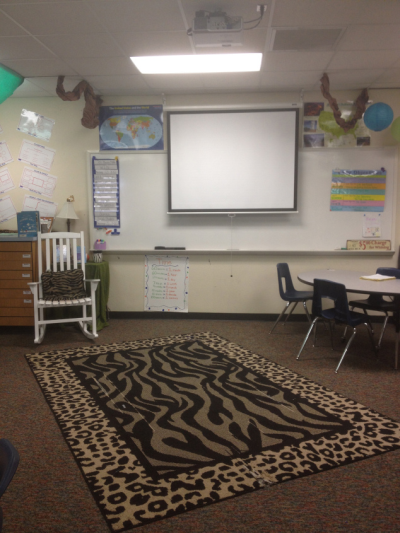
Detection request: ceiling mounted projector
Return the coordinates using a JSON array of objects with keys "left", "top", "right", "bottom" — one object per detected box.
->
[{"left": 190, "top": 10, "right": 243, "bottom": 47}]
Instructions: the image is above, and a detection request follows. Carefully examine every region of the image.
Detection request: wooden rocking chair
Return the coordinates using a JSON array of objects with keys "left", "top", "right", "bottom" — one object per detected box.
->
[{"left": 28, "top": 231, "right": 100, "bottom": 344}]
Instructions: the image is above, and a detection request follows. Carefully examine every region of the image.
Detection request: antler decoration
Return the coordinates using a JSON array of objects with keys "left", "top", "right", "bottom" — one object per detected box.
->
[
  {"left": 56, "top": 76, "right": 103, "bottom": 129},
  {"left": 320, "top": 73, "right": 369, "bottom": 133}
]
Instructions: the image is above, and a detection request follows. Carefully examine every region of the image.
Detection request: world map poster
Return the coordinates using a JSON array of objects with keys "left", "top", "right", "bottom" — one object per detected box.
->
[{"left": 99, "top": 105, "right": 164, "bottom": 151}]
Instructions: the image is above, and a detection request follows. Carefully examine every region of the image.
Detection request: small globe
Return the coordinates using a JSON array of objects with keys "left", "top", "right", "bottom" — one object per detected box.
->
[{"left": 363, "top": 102, "right": 394, "bottom": 132}]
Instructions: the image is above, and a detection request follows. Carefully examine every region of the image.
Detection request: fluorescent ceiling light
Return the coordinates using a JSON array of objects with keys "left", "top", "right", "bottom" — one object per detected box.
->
[{"left": 130, "top": 53, "right": 262, "bottom": 74}]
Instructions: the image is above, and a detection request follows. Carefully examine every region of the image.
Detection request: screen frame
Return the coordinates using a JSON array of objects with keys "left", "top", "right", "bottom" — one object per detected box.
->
[{"left": 167, "top": 108, "right": 299, "bottom": 214}]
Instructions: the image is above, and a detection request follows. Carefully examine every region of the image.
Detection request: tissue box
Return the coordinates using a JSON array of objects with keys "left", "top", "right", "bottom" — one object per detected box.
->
[{"left": 94, "top": 241, "right": 107, "bottom": 250}]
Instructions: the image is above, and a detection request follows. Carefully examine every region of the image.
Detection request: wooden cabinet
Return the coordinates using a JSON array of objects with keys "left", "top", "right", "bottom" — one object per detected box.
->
[{"left": 0, "top": 240, "right": 38, "bottom": 326}]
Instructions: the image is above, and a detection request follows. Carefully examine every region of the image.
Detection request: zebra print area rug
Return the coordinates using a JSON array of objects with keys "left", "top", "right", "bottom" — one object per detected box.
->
[{"left": 26, "top": 332, "right": 400, "bottom": 532}]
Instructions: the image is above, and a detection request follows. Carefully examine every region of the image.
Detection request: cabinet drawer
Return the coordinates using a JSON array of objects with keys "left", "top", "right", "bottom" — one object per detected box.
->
[
  {"left": 0, "top": 297, "right": 33, "bottom": 308},
  {"left": 0, "top": 288, "right": 32, "bottom": 298},
  {"left": 0, "top": 252, "right": 32, "bottom": 261},
  {"left": 0, "top": 316, "right": 33, "bottom": 326},
  {"left": 0, "top": 279, "right": 32, "bottom": 289},
  {"left": 0, "top": 307, "right": 33, "bottom": 317},
  {"left": 0, "top": 242, "right": 32, "bottom": 252},
  {"left": 0, "top": 261, "right": 32, "bottom": 271},
  {"left": 0, "top": 271, "right": 32, "bottom": 281}
]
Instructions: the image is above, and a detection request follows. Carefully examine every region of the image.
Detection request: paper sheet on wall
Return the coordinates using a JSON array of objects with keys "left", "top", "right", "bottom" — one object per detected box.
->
[
  {"left": 18, "top": 139, "right": 55, "bottom": 171},
  {"left": 0, "top": 167, "right": 15, "bottom": 194},
  {"left": 363, "top": 213, "right": 381, "bottom": 237},
  {"left": 0, "top": 196, "right": 17, "bottom": 223},
  {"left": 144, "top": 255, "right": 189, "bottom": 312},
  {"left": 19, "top": 166, "right": 57, "bottom": 197},
  {"left": 0, "top": 141, "right": 13, "bottom": 167},
  {"left": 22, "top": 194, "right": 57, "bottom": 217}
]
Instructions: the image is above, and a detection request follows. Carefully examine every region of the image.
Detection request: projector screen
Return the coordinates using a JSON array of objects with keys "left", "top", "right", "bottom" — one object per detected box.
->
[{"left": 167, "top": 108, "right": 299, "bottom": 214}]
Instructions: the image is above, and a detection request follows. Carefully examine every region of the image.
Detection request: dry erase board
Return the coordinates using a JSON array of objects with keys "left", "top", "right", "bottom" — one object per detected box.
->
[{"left": 87, "top": 147, "right": 397, "bottom": 252}]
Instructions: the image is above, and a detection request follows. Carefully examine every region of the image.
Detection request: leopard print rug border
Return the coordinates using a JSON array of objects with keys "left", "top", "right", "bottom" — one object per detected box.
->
[{"left": 25, "top": 332, "right": 400, "bottom": 532}]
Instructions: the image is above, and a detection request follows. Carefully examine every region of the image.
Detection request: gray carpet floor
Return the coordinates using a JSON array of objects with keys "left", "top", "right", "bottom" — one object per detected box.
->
[{"left": 1, "top": 317, "right": 400, "bottom": 532}]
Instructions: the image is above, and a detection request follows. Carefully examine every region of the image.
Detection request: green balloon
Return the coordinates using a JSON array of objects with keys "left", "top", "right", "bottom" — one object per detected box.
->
[{"left": 391, "top": 117, "right": 400, "bottom": 141}]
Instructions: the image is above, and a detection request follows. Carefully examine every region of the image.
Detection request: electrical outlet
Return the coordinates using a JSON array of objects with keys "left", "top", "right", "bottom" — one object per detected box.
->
[{"left": 257, "top": 4, "right": 267, "bottom": 12}]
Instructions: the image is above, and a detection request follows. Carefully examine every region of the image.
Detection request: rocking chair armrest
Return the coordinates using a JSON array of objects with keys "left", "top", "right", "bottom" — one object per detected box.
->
[
  {"left": 85, "top": 278, "right": 100, "bottom": 289},
  {"left": 28, "top": 281, "right": 41, "bottom": 296}
]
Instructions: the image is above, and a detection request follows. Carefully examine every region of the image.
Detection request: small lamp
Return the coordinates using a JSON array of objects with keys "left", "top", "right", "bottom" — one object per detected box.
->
[{"left": 57, "top": 195, "right": 79, "bottom": 232}]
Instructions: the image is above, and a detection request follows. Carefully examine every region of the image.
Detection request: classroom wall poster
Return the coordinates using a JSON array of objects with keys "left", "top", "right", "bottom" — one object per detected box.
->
[
  {"left": 330, "top": 168, "right": 386, "bottom": 212},
  {"left": 99, "top": 105, "right": 164, "bottom": 151},
  {"left": 303, "top": 102, "right": 370, "bottom": 148},
  {"left": 144, "top": 255, "right": 189, "bottom": 312}
]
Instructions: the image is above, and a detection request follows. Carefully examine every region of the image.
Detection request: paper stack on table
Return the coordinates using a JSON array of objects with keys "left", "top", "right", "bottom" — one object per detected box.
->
[{"left": 360, "top": 273, "right": 396, "bottom": 281}]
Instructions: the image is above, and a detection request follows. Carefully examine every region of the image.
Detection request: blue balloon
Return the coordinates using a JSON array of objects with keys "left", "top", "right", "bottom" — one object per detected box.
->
[{"left": 363, "top": 102, "right": 394, "bottom": 132}]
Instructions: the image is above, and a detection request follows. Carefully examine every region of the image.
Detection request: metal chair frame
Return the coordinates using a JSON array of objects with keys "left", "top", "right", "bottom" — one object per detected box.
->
[
  {"left": 296, "top": 278, "right": 377, "bottom": 373},
  {"left": 270, "top": 263, "right": 313, "bottom": 334}
]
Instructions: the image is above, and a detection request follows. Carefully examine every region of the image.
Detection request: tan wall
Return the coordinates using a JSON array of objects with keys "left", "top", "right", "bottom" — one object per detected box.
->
[{"left": 0, "top": 88, "right": 399, "bottom": 314}]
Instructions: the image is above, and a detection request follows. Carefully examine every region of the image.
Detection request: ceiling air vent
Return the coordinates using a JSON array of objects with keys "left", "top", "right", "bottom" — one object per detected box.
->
[{"left": 271, "top": 28, "right": 344, "bottom": 51}]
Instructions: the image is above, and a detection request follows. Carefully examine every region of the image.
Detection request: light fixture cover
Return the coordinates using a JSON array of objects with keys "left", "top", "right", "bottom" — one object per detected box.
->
[{"left": 131, "top": 53, "right": 262, "bottom": 74}]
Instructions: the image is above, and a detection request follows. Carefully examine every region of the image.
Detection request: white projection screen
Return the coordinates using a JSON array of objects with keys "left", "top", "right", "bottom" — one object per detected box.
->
[{"left": 167, "top": 108, "right": 299, "bottom": 214}]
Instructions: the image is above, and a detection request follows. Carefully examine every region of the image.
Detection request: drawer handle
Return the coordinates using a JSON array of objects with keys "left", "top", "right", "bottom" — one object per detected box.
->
[
  {"left": 22, "top": 263, "right": 31, "bottom": 268},
  {"left": 24, "top": 299, "right": 32, "bottom": 304},
  {"left": 22, "top": 274, "right": 30, "bottom": 278},
  {"left": 23, "top": 290, "right": 31, "bottom": 295},
  {"left": 22, "top": 254, "right": 31, "bottom": 258}
]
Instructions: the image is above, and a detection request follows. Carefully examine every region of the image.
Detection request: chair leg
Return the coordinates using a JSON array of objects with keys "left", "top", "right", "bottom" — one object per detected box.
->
[
  {"left": 376, "top": 314, "right": 389, "bottom": 350},
  {"left": 302, "top": 301, "right": 312, "bottom": 323},
  {"left": 328, "top": 320, "right": 335, "bottom": 350},
  {"left": 364, "top": 323, "right": 378, "bottom": 356},
  {"left": 34, "top": 309, "right": 46, "bottom": 344},
  {"left": 296, "top": 317, "right": 320, "bottom": 360},
  {"left": 335, "top": 328, "right": 357, "bottom": 373},
  {"left": 283, "top": 301, "right": 298, "bottom": 323},
  {"left": 269, "top": 302, "right": 293, "bottom": 334}
]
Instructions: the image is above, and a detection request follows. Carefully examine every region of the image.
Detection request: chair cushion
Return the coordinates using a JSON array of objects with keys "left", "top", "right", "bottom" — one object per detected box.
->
[{"left": 42, "top": 269, "right": 86, "bottom": 302}]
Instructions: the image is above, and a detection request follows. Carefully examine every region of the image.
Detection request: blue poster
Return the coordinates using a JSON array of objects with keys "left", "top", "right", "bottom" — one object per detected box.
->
[{"left": 99, "top": 105, "right": 164, "bottom": 151}]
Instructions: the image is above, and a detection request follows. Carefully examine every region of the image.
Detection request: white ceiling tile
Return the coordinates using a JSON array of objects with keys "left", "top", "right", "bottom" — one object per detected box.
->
[
  {"left": 11, "top": 79, "right": 51, "bottom": 97},
  {"left": 84, "top": 74, "right": 154, "bottom": 94},
  {"left": 65, "top": 57, "right": 136, "bottom": 77},
  {"left": 272, "top": 0, "right": 360, "bottom": 26},
  {"left": 370, "top": 69, "right": 400, "bottom": 88},
  {"left": 202, "top": 71, "right": 261, "bottom": 90},
  {"left": 87, "top": 0, "right": 185, "bottom": 33},
  {"left": 351, "top": 0, "right": 400, "bottom": 24},
  {"left": 325, "top": 69, "right": 386, "bottom": 89},
  {"left": 338, "top": 24, "right": 400, "bottom": 51},
  {"left": 0, "top": 3, "right": 104, "bottom": 35},
  {"left": 0, "top": 11, "right": 28, "bottom": 36},
  {"left": 113, "top": 31, "right": 192, "bottom": 57},
  {"left": 262, "top": 51, "right": 334, "bottom": 72},
  {"left": 1, "top": 58, "right": 77, "bottom": 77},
  {"left": 328, "top": 50, "right": 400, "bottom": 70},
  {"left": 26, "top": 76, "right": 82, "bottom": 94},
  {"left": 260, "top": 70, "right": 320, "bottom": 89},
  {"left": 0, "top": 36, "right": 54, "bottom": 60},
  {"left": 38, "top": 34, "right": 124, "bottom": 59},
  {"left": 144, "top": 74, "right": 206, "bottom": 91}
]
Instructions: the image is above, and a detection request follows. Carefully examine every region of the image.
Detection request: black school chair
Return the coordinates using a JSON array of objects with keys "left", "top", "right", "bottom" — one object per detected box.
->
[
  {"left": 296, "top": 278, "right": 377, "bottom": 373},
  {"left": 269, "top": 263, "right": 313, "bottom": 334},
  {"left": 0, "top": 439, "right": 20, "bottom": 532},
  {"left": 347, "top": 267, "right": 400, "bottom": 349}
]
